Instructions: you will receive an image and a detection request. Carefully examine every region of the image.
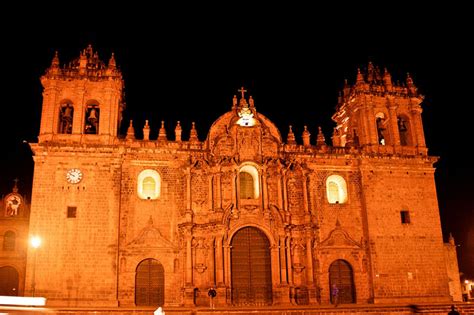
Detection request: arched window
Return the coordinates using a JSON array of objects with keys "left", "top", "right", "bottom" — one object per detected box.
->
[
  {"left": 84, "top": 102, "right": 100, "bottom": 134},
  {"left": 397, "top": 115, "right": 411, "bottom": 146},
  {"left": 58, "top": 102, "right": 74, "bottom": 134},
  {"left": 239, "top": 165, "right": 259, "bottom": 199},
  {"left": 137, "top": 170, "right": 161, "bottom": 200},
  {"left": 3, "top": 231, "right": 16, "bottom": 251},
  {"left": 326, "top": 175, "right": 348, "bottom": 204}
]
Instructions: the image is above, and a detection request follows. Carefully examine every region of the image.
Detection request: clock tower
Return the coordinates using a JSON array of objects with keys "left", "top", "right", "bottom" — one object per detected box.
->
[{"left": 28, "top": 46, "right": 125, "bottom": 306}]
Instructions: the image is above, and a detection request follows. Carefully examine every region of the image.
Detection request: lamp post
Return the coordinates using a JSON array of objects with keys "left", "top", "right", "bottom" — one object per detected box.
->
[{"left": 30, "top": 236, "right": 41, "bottom": 297}]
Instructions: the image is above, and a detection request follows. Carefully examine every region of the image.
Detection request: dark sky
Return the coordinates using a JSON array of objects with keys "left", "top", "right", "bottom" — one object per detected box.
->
[{"left": 1, "top": 9, "right": 472, "bottom": 278}]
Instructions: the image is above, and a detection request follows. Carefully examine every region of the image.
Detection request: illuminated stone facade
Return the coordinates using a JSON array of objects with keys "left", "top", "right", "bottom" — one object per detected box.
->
[{"left": 24, "top": 46, "right": 460, "bottom": 307}]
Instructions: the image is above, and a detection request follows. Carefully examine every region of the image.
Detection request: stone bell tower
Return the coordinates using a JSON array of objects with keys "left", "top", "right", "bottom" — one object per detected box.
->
[
  {"left": 38, "top": 45, "right": 124, "bottom": 144},
  {"left": 332, "top": 62, "right": 427, "bottom": 155}
]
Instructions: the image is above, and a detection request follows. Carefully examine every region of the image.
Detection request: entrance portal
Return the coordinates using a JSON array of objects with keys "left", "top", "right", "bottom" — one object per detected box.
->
[
  {"left": 329, "top": 259, "right": 355, "bottom": 304},
  {"left": 0, "top": 266, "right": 19, "bottom": 296},
  {"left": 135, "top": 258, "right": 164, "bottom": 306},
  {"left": 231, "top": 227, "right": 272, "bottom": 305}
]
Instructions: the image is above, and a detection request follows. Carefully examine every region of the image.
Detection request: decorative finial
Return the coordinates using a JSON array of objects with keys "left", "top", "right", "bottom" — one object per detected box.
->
[
  {"left": 52, "top": 51, "right": 59, "bottom": 67},
  {"left": 189, "top": 122, "right": 199, "bottom": 142},
  {"left": 108, "top": 52, "right": 116, "bottom": 69},
  {"left": 232, "top": 95, "right": 238, "bottom": 109},
  {"left": 287, "top": 125, "right": 296, "bottom": 145},
  {"left": 335, "top": 219, "right": 341, "bottom": 227},
  {"left": 356, "top": 68, "right": 364, "bottom": 84},
  {"left": 158, "top": 120, "right": 167, "bottom": 141},
  {"left": 148, "top": 216, "right": 154, "bottom": 226},
  {"left": 317, "top": 126, "right": 327, "bottom": 147},
  {"left": 302, "top": 126, "right": 311, "bottom": 147},
  {"left": 449, "top": 233, "right": 455, "bottom": 246},
  {"left": 126, "top": 120, "right": 135, "bottom": 140},
  {"left": 175, "top": 121, "right": 182, "bottom": 142},
  {"left": 143, "top": 120, "right": 150, "bottom": 141},
  {"left": 249, "top": 95, "right": 255, "bottom": 108},
  {"left": 383, "top": 67, "right": 392, "bottom": 88}
]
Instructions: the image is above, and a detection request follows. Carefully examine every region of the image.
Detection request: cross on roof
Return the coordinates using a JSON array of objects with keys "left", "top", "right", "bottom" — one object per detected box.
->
[{"left": 238, "top": 87, "right": 247, "bottom": 99}]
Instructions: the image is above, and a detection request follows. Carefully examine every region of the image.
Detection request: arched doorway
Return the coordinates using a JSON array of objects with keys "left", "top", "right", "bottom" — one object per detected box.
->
[
  {"left": 135, "top": 259, "right": 164, "bottom": 306},
  {"left": 231, "top": 227, "right": 272, "bottom": 305},
  {"left": 329, "top": 259, "right": 355, "bottom": 304},
  {"left": 0, "top": 266, "right": 19, "bottom": 296}
]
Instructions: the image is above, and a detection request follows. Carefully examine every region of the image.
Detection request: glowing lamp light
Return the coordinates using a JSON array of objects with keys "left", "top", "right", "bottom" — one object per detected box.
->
[
  {"left": 31, "top": 236, "right": 41, "bottom": 249},
  {"left": 0, "top": 296, "right": 46, "bottom": 306},
  {"left": 465, "top": 280, "right": 470, "bottom": 284}
]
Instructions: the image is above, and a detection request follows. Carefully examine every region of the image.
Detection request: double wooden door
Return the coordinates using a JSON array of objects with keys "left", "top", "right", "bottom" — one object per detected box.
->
[{"left": 231, "top": 227, "right": 272, "bottom": 305}]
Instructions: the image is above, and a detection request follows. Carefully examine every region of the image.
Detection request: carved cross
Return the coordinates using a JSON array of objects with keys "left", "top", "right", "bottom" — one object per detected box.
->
[{"left": 238, "top": 86, "right": 247, "bottom": 98}]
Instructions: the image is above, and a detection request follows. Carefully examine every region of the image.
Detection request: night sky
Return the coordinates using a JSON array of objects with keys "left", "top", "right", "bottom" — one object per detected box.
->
[{"left": 1, "top": 9, "right": 472, "bottom": 278}]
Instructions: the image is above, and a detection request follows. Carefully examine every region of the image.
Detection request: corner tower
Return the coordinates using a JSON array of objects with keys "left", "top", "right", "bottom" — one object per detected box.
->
[
  {"left": 332, "top": 62, "right": 426, "bottom": 155},
  {"left": 39, "top": 45, "right": 124, "bottom": 144}
]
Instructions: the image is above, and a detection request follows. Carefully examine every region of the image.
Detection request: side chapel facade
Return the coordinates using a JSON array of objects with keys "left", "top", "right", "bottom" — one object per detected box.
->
[{"left": 20, "top": 46, "right": 461, "bottom": 306}]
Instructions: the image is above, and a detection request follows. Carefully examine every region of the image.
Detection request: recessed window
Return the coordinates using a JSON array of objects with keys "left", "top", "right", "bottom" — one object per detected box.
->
[
  {"left": 138, "top": 169, "right": 161, "bottom": 200},
  {"left": 401, "top": 210, "right": 410, "bottom": 224},
  {"left": 239, "top": 165, "right": 259, "bottom": 199},
  {"left": 67, "top": 206, "right": 77, "bottom": 218},
  {"left": 3, "top": 231, "right": 16, "bottom": 251},
  {"left": 326, "top": 175, "right": 348, "bottom": 204}
]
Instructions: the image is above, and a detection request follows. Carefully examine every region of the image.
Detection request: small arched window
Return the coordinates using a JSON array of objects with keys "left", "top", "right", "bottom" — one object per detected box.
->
[
  {"left": 397, "top": 115, "right": 411, "bottom": 146},
  {"left": 137, "top": 170, "right": 161, "bottom": 200},
  {"left": 239, "top": 165, "right": 260, "bottom": 199},
  {"left": 326, "top": 175, "right": 348, "bottom": 204},
  {"left": 84, "top": 102, "right": 100, "bottom": 134},
  {"left": 3, "top": 231, "right": 16, "bottom": 251},
  {"left": 58, "top": 102, "right": 74, "bottom": 134}
]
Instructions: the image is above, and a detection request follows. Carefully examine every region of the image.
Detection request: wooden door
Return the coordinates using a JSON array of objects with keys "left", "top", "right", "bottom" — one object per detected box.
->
[
  {"left": 329, "top": 259, "right": 355, "bottom": 304},
  {"left": 135, "top": 259, "right": 164, "bottom": 306},
  {"left": 0, "top": 266, "right": 19, "bottom": 296},
  {"left": 231, "top": 227, "right": 272, "bottom": 305}
]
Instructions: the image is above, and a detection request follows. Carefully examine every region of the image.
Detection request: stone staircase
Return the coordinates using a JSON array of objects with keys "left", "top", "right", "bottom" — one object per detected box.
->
[{"left": 3, "top": 304, "right": 474, "bottom": 315}]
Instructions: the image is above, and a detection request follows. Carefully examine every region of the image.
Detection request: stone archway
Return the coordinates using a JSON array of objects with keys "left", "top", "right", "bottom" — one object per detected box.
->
[
  {"left": 135, "top": 259, "right": 164, "bottom": 306},
  {"left": 0, "top": 266, "right": 19, "bottom": 296},
  {"left": 329, "top": 259, "right": 355, "bottom": 304},
  {"left": 231, "top": 227, "right": 272, "bottom": 305}
]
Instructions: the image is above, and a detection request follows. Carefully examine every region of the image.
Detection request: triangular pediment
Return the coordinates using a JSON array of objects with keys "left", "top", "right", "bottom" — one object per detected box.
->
[
  {"left": 128, "top": 216, "right": 175, "bottom": 249},
  {"left": 319, "top": 223, "right": 361, "bottom": 248}
]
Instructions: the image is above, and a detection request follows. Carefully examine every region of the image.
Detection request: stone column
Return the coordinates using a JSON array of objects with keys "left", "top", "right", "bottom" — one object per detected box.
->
[
  {"left": 271, "top": 244, "right": 280, "bottom": 289},
  {"left": 186, "top": 169, "right": 192, "bottom": 211},
  {"left": 215, "top": 236, "right": 224, "bottom": 286},
  {"left": 261, "top": 169, "right": 268, "bottom": 210},
  {"left": 208, "top": 175, "right": 213, "bottom": 211},
  {"left": 285, "top": 234, "right": 293, "bottom": 285},
  {"left": 411, "top": 107, "right": 426, "bottom": 150},
  {"left": 208, "top": 237, "right": 215, "bottom": 286},
  {"left": 279, "top": 236, "right": 288, "bottom": 285},
  {"left": 185, "top": 233, "right": 193, "bottom": 286},
  {"left": 388, "top": 101, "right": 401, "bottom": 146},
  {"left": 216, "top": 173, "right": 222, "bottom": 209}
]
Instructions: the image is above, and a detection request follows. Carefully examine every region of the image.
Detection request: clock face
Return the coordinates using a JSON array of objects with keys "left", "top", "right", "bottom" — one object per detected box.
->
[{"left": 66, "top": 168, "right": 83, "bottom": 184}]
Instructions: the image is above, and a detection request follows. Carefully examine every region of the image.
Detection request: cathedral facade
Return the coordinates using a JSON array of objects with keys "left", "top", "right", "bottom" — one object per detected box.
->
[{"left": 22, "top": 46, "right": 460, "bottom": 307}]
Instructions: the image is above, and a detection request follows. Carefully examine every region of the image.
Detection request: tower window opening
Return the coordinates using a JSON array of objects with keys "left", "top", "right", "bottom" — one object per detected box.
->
[
  {"left": 58, "top": 103, "right": 74, "bottom": 134},
  {"left": 84, "top": 104, "right": 100, "bottom": 134},
  {"left": 398, "top": 116, "right": 411, "bottom": 146}
]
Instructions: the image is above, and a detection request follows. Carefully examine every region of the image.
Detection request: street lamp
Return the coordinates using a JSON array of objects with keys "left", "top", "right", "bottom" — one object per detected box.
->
[{"left": 30, "top": 236, "right": 41, "bottom": 297}]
